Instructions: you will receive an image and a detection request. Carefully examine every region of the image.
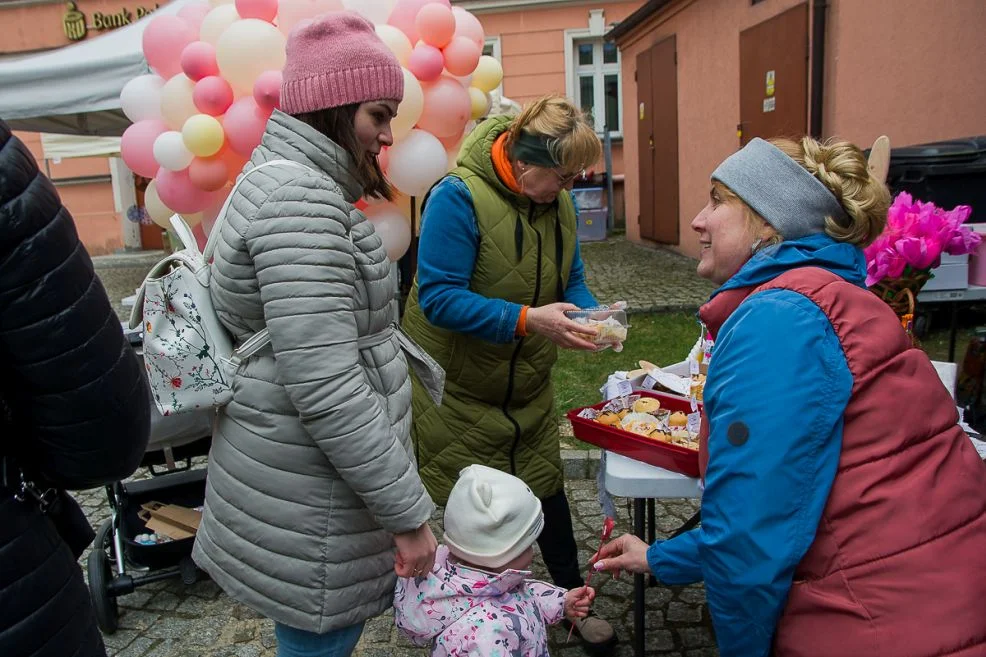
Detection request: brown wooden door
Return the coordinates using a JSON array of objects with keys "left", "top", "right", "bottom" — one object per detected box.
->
[
  {"left": 739, "top": 3, "right": 808, "bottom": 145},
  {"left": 636, "top": 35, "right": 679, "bottom": 244}
]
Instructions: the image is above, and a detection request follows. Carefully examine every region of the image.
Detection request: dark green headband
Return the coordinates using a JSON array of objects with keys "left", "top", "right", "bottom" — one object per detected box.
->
[{"left": 511, "top": 131, "right": 559, "bottom": 168}]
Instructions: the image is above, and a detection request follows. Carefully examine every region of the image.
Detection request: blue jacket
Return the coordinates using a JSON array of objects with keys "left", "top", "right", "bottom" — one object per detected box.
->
[
  {"left": 647, "top": 234, "right": 860, "bottom": 657},
  {"left": 415, "top": 177, "right": 597, "bottom": 343}
]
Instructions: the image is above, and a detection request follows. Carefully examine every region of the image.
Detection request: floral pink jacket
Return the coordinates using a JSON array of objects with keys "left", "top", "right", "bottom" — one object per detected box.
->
[{"left": 394, "top": 545, "right": 566, "bottom": 657}]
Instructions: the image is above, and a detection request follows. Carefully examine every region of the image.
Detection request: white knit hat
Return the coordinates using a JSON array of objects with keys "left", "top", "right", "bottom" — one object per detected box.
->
[{"left": 443, "top": 464, "right": 544, "bottom": 569}]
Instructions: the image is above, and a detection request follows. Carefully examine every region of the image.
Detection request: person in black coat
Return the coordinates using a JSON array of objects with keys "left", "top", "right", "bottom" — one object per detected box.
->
[{"left": 0, "top": 119, "right": 151, "bottom": 657}]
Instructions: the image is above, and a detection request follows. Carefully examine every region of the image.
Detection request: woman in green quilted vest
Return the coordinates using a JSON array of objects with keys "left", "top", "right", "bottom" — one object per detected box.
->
[{"left": 402, "top": 95, "right": 617, "bottom": 654}]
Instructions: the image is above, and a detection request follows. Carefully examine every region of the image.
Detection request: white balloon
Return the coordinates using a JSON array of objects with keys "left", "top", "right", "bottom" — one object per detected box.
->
[
  {"left": 391, "top": 68, "right": 423, "bottom": 142},
  {"left": 367, "top": 205, "right": 412, "bottom": 261},
  {"left": 342, "top": 0, "right": 395, "bottom": 25},
  {"left": 153, "top": 131, "right": 195, "bottom": 171},
  {"left": 120, "top": 74, "right": 165, "bottom": 123},
  {"left": 386, "top": 129, "right": 449, "bottom": 197}
]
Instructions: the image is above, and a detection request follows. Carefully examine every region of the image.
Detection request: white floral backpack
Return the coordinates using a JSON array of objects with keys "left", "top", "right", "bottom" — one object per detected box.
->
[{"left": 129, "top": 160, "right": 312, "bottom": 415}]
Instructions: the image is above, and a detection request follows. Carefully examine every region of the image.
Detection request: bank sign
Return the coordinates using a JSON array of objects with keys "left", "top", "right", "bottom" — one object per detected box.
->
[{"left": 62, "top": 1, "right": 160, "bottom": 41}]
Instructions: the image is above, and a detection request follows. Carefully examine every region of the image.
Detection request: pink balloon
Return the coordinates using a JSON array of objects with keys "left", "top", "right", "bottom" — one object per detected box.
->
[
  {"left": 253, "top": 70, "right": 282, "bottom": 111},
  {"left": 408, "top": 43, "right": 444, "bottom": 83},
  {"left": 451, "top": 7, "right": 484, "bottom": 48},
  {"left": 388, "top": 0, "right": 450, "bottom": 44},
  {"left": 193, "top": 76, "right": 234, "bottom": 116},
  {"left": 177, "top": 2, "right": 211, "bottom": 36},
  {"left": 442, "top": 36, "right": 481, "bottom": 77},
  {"left": 199, "top": 183, "right": 231, "bottom": 237},
  {"left": 416, "top": 3, "right": 454, "bottom": 48},
  {"left": 121, "top": 120, "right": 168, "bottom": 178},
  {"left": 224, "top": 97, "right": 272, "bottom": 156},
  {"left": 188, "top": 156, "right": 230, "bottom": 191},
  {"left": 235, "top": 0, "right": 278, "bottom": 22},
  {"left": 417, "top": 78, "right": 470, "bottom": 138},
  {"left": 156, "top": 168, "right": 220, "bottom": 214},
  {"left": 142, "top": 15, "right": 196, "bottom": 80},
  {"left": 180, "top": 41, "right": 219, "bottom": 81}
]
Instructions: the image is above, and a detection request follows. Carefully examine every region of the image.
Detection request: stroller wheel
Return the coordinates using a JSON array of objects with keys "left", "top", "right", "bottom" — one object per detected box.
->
[{"left": 87, "top": 519, "right": 119, "bottom": 634}]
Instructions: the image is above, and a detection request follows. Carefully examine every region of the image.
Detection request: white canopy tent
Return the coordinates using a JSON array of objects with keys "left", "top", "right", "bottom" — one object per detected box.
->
[{"left": 0, "top": 0, "right": 192, "bottom": 137}]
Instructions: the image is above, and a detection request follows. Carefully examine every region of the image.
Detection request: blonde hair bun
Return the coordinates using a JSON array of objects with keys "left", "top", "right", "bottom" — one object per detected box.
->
[{"left": 770, "top": 137, "right": 891, "bottom": 247}]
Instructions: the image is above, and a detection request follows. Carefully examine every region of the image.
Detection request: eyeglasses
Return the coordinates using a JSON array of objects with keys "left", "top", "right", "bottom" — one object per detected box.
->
[{"left": 553, "top": 168, "right": 585, "bottom": 185}]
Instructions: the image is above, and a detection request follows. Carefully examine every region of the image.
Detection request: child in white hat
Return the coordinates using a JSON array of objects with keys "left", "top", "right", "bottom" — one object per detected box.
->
[{"left": 394, "top": 464, "right": 595, "bottom": 656}]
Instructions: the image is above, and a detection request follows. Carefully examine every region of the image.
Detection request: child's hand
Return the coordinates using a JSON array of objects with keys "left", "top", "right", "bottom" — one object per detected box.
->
[{"left": 564, "top": 586, "right": 595, "bottom": 621}]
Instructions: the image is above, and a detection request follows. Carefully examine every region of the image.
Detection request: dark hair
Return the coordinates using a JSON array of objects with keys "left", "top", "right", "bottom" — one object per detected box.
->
[{"left": 292, "top": 104, "right": 394, "bottom": 201}]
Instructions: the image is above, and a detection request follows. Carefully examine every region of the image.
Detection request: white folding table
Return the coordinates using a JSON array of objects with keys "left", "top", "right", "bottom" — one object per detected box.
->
[{"left": 604, "top": 452, "right": 702, "bottom": 657}]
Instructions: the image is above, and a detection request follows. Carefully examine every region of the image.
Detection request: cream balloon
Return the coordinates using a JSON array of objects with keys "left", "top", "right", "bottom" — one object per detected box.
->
[
  {"left": 153, "top": 131, "right": 195, "bottom": 171},
  {"left": 160, "top": 74, "right": 199, "bottom": 130},
  {"left": 342, "top": 0, "right": 395, "bottom": 25},
  {"left": 200, "top": 4, "right": 240, "bottom": 45},
  {"left": 391, "top": 68, "right": 423, "bottom": 142},
  {"left": 144, "top": 180, "right": 176, "bottom": 228},
  {"left": 209, "top": 0, "right": 234, "bottom": 5},
  {"left": 375, "top": 24, "right": 412, "bottom": 66},
  {"left": 385, "top": 129, "right": 448, "bottom": 197},
  {"left": 216, "top": 19, "right": 286, "bottom": 94},
  {"left": 471, "top": 55, "right": 503, "bottom": 93},
  {"left": 468, "top": 86, "right": 491, "bottom": 120},
  {"left": 179, "top": 211, "right": 204, "bottom": 227}
]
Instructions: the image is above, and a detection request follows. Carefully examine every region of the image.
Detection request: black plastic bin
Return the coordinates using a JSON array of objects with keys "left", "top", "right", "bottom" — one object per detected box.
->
[{"left": 885, "top": 136, "right": 986, "bottom": 211}]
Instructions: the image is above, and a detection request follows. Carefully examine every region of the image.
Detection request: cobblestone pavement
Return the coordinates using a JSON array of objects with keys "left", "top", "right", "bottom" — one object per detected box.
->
[
  {"left": 578, "top": 239, "right": 715, "bottom": 313},
  {"left": 82, "top": 238, "right": 717, "bottom": 656},
  {"left": 91, "top": 237, "right": 714, "bottom": 324}
]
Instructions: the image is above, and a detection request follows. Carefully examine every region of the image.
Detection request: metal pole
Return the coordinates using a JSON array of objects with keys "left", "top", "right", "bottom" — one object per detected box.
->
[{"left": 604, "top": 129, "right": 615, "bottom": 233}]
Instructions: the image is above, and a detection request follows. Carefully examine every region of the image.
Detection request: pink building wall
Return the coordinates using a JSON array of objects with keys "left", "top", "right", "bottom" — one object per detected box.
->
[
  {"left": 15, "top": 132, "right": 122, "bottom": 256},
  {"left": 616, "top": 0, "right": 986, "bottom": 260}
]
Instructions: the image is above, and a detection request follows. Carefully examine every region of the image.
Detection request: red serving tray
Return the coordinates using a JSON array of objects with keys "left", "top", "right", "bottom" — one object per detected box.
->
[{"left": 566, "top": 390, "right": 701, "bottom": 477}]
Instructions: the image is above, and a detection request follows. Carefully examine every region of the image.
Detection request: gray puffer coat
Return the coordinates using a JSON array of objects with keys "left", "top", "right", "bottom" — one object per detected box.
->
[{"left": 191, "top": 111, "right": 435, "bottom": 633}]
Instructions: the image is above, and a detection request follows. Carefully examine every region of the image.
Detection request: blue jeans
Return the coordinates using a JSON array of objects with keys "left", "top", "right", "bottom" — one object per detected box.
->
[{"left": 274, "top": 621, "right": 365, "bottom": 657}]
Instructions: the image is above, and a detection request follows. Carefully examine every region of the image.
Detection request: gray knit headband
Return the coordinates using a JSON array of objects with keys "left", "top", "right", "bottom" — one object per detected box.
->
[{"left": 711, "top": 138, "right": 849, "bottom": 240}]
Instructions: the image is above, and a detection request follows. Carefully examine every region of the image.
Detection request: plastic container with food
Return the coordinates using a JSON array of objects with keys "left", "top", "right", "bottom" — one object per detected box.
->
[{"left": 565, "top": 307, "right": 629, "bottom": 351}]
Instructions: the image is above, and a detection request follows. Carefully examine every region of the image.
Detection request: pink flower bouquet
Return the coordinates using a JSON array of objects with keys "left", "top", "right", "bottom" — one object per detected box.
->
[{"left": 865, "top": 192, "right": 980, "bottom": 288}]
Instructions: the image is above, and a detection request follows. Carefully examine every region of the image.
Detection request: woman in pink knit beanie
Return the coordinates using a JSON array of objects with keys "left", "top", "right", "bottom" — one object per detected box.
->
[{"left": 190, "top": 11, "right": 440, "bottom": 657}]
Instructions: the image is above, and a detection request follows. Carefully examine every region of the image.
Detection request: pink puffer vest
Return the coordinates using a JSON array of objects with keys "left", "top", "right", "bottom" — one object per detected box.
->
[{"left": 699, "top": 267, "right": 986, "bottom": 657}]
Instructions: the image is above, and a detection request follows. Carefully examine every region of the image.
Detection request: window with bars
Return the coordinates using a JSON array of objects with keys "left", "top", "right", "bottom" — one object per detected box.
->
[{"left": 573, "top": 38, "right": 621, "bottom": 135}]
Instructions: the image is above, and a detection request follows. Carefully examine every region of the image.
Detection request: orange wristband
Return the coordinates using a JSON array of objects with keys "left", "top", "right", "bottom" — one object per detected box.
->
[{"left": 517, "top": 305, "right": 530, "bottom": 337}]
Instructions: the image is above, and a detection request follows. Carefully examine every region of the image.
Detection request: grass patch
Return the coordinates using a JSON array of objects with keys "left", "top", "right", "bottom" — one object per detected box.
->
[{"left": 553, "top": 311, "right": 701, "bottom": 416}]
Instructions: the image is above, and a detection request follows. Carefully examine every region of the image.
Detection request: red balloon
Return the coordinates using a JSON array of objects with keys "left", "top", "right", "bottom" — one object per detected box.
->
[{"left": 188, "top": 156, "right": 230, "bottom": 191}]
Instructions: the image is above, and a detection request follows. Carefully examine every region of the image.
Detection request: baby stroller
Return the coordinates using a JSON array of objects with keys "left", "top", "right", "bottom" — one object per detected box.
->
[{"left": 86, "top": 325, "right": 214, "bottom": 634}]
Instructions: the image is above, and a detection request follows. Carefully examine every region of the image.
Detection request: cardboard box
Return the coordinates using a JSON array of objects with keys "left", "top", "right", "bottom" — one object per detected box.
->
[{"left": 138, "top": 502, "right": 202, "bottom": 540}]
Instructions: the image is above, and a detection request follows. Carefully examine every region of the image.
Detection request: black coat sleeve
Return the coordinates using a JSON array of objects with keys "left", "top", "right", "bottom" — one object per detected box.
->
[{"left": 0, "top": 120, "right": 150, "bottom": 489}]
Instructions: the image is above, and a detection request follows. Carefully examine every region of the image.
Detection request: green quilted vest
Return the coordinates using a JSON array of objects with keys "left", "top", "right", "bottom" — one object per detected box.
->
[{"left": 402, "top": 116, "right": 578, "bottom": 504}]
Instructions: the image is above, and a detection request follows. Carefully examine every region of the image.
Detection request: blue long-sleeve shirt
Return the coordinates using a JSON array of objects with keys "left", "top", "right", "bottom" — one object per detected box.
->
[
  {"left": 415, "top": 176, "right": 597, "bottom": 343},
  {"left": 645, "top": 235, "right": 858, "bottom": 657}
]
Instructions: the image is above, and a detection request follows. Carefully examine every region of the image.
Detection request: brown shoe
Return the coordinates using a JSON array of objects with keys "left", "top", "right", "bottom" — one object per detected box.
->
[{"left": 565, "top": 615, "right": 618, "bottom": 656}]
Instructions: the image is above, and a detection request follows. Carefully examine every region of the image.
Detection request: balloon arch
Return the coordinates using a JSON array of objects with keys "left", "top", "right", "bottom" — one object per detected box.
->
[{"left": 120, "top": 0, "right": 504, "bottom": 262}]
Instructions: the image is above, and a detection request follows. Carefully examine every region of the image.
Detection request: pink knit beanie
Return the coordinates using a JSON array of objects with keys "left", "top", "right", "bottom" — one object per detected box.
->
[{"left": 280, "top": 11, "right": 404, "bottom": 115}]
